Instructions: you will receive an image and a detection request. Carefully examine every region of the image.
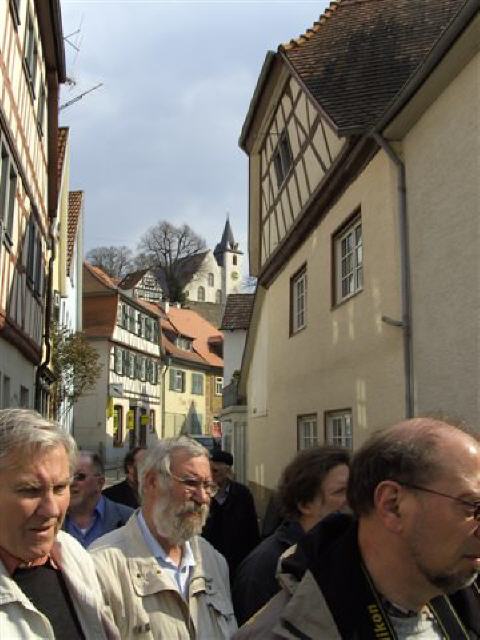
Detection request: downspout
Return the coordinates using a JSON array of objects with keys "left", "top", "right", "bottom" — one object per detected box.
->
[{"left": 372, "top": 133, "right": 413, "bottom": 418}]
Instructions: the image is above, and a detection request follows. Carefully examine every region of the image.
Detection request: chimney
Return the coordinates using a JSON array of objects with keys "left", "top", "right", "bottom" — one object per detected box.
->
[{"left": 164, "top": 301, "right": 170, "bottom": 313}]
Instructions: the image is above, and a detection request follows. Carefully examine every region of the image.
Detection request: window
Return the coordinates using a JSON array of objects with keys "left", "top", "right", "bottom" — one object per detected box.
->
[
  {"left": 37, "top": 81, "right": 46, "bottom": 136},
  {"left": 26, "top": 220, "right": 36, "bottom": 286},
  {"left": 149, "top": 409, "right": 156, "bottom": 434},
  {"left": 233, "top": 255, "right": 237, "bottom": 266},
  {"left": 176, "top": 336, "right": 191, "bottom": 351},
  {"left": 290, "top": 265, "right": 307, "bottom": 334},
  {"left": 24, "top": 12, "right": 38, "bottom": 95},
  {"left": 128, "top": 352, "right": 135, "bottom": 379},
  {"left": 136, "top": 311, "right": 144, "bottom": 337},
  {"left": 191, "top": 373, "right": 204, "bottom": 395},
  {"left": 128, "top": 306, "right": 135, "bottom": 333},
  {"left": 113, "top": 405, "right": 123, "bottom": 447},
  {"left": 20, "top": 386, "right": 29, "bottom": 408},
  {"left": 34, "top": 235, "right": 42, "bottom": 297},
  {"left": 0, "top": 143, "right": 17, "bottom": 245},
  {"left": 145, "top": 317, "right": 153, "bottom": 341},
  {"left": 215, "top": 289, "right": 222, "bottom": 304},
  {"left": 273, "top": 130, "right": 293, "bottom": 188},
  {"left": 114, "top": 347, "right": 123, "bottom": 375},
  {"left": 198, "top": 286, "right": 205, "bottom": 302},
  {"left": 208, "top": 273, "right": 214, "bottom": 287},
  {"left": 169, "top": 368, "right": 185, "bottom": 392},
  {"left": 325, "top": 410, "right": 353, "bottom": 449},
  {"left": 297, "top": 414, "right": 318, "bottom": 450},
  {"left": 335, "top": 215, "right": 363, "bottom": 303},
  {"left": 2, "top": 376, "right": 10, "bottom": 408},
  {"left": 140, "top": 357, "right": 146, "bottom": 381},
  {"left": 215, "top": 377, "right": 223, "bottom": 395},
  {"left": 9, "top": 0, "right": 21, "bottom": 27}
]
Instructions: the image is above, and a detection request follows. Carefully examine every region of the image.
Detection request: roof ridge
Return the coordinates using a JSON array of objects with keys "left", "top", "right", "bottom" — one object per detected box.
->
[{"left": 282, "top": 0, "right": 342, "bottom": 51}]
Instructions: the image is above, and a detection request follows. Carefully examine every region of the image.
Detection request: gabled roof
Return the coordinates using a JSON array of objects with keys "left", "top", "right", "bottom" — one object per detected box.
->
[
  {"left": 84, "top": 261, "right": 118, "bottom": 291},
  {"left": 118, "top": 269, "right": 150, "bottom": 290},
  {"left": 164, "top": 306, "right": 223, "bottom": 368},
  {"left": 67, "top": 191, "right": 82, "bottom": 276},
  {"left": 57, "top": 127, "right": 69, "bottom": 191},
  {"left": 220, "top": 294, "right": 255, "bottom": 330},
  {"left": 281, "top": 0, "right": 466, "bottom": 135}
]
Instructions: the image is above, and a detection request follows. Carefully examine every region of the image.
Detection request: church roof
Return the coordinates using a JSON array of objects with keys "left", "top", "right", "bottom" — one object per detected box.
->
[{"left": 214, "top": 218, "right": 243, "bottom": 267}]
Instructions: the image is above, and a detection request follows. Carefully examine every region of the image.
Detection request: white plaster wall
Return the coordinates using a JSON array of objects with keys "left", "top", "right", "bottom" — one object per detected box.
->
[
  {"left": 405, "top": 52, "right": 480, "bottom": 425},
  {"left": 0, "top": 340, "right": 35, "bottom": 408},
  {"left": 223, "top": 330, "right": 246, "bottom": 386},
  {"left": 184, "top": 252, "right": 223, "bottom": 303}
]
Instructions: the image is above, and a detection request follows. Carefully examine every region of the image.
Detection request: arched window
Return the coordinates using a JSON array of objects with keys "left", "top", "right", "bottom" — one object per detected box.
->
[
  {"left": 233, "top": 255, "right": 238, "bottom": 266},
  {"left": 208, "top": 273, "right": 214, "bottom": 286},
  {"left": 198, "top": 286, "right": 205, "bottom": 301},
  {"left": 215, "top": 289, "right": 222, "bottom": 304}
]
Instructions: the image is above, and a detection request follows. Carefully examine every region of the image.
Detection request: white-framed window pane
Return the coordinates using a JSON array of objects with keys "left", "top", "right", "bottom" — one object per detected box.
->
[
  {"left": 336, "top": 217, "right": 362, "bottom": 303},
  {"left": 326, "top": 410, "right": 353, "bottom": 449},
  {"left": 291, "top": 267, "right": 307, "bottom": 333},
  {"left": 297, "top": 414, "right": 318, "bottom": 450},
  {"left": 191, "top": 373, "right": 204, "bottom": 395},
  {"left": 215, "top": 377, "right": 223, "bottom": 395}
]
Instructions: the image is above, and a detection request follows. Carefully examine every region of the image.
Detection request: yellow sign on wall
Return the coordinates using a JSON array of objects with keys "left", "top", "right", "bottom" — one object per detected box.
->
[
  {"left": 127, "top": 410, "right": 135, "bottom": 430},
  {"left": 140, "top": 414, "right": 149, "bottom": 427}
]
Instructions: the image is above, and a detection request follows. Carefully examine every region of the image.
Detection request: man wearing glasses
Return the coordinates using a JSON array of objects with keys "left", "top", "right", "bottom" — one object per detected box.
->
[
  {"left": 235, "top": 417, "right": 480, "bottom": 639},
  {"left": 90, "top": 436, "right": 237, "bottom": 639},
  {"left": 63, "top": 451, "right": 133, "bottom": 547}
]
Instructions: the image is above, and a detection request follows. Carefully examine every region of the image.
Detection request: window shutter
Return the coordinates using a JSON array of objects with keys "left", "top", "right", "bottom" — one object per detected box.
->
[{"left": 169, "top": 368, "right": 175, "bottom": 390}]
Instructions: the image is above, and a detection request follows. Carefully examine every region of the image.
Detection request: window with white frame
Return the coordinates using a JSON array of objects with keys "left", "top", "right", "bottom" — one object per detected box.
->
[
  {"left": 273, "top": 129, "right": 293, "bottom": 189},
  {"left": 0, "top": 142, "right": 17, "bottom": 246},
  {"left": 176, "top": 336, "right": 192, "bottom": 351},
  {"left": 291, "top": 265, "right": 307, "bottom": 334},
  {"left": 114, "top": 347, "right": 123, "bottom": 375},
  {"left": 191, "top": 373, "right": 204, "bottom": 395},
  {"left": 335, "top": 215, "right": 363, "bottom": 303},
  {"left": 325, "top": 410, "right": 353, "bottom": 449},
  {"left": 215, "top": 377, "right": 223, "bottom": 395},
  {"left": 198, "top": 286, "right": 205, "bottom": 302},
  {"left": 208, "top": 273, "right": 214, "bottom": 287},
  {"left": 169, "top": 368, "right": 185, "bottom": 392},
  {"left": 297, "top": 414, "right": 318, "bottom": 450}
]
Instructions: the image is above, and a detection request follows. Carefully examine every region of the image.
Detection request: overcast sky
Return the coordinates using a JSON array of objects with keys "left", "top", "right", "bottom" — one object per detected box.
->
[{"left": 59, "top": 0, "right": 329, "bottom": 262}]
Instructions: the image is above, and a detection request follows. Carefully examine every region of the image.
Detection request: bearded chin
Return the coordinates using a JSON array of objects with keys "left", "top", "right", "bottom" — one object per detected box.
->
[
  {"left": 426, "top": 569, "right": 479, "bottom": 594},
  {"left": 153, "top": 501, "right": 209, "bottom": 545}
]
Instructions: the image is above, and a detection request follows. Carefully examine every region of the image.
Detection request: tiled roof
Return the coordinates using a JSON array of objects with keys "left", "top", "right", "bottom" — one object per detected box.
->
[
  {"left": 220, "top": 294, "right": 255, "bottom": 330},
  {"left": 281, "top": 0, "right": 466, "bottom": 134},
  {"left": 84, "top": 261, "right": 118, "bottom": 290},
  {"left": 67, "top": 191, "right": 83, "bottom": 276},
  {"left": 182, "top": 301, "right": 223, "bottom": 328},
  {"left": 118, "top": 269, "right": 149, "bottom": 290},
  {"left": 57, "top": 127, "right": 69, "bottom": 191},
  {"left": 165, "top": 306, "right": 223, "bottom": 368}
]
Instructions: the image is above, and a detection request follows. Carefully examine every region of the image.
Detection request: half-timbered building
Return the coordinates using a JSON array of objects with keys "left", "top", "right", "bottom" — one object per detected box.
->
[
  {"left": 0, "top": 0, "right": 65, "bottom": 412},
  {"left": 239, "top": 0, "right": 479, "bottom": 508},
  {"left": 74, "top": 263, "right": 162, "bottom": 466}
]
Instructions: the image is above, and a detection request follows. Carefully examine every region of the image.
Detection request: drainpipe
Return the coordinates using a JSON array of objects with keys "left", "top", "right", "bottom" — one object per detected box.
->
[{"left": 372, "top": 133, "right": 414, "bottom": 418}]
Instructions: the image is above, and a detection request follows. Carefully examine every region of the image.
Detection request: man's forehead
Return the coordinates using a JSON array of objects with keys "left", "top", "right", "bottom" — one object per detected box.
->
[
  {"left": 171, "top": 450, "right": 210, "bottom": 473},
  {"left": 2, "top": 445, "right": 70, "bottom": 479}
]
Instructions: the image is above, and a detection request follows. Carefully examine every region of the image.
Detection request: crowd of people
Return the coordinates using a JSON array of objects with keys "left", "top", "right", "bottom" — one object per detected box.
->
[{"left": 1, "top": 408, "right": 480, "bottom": 639}]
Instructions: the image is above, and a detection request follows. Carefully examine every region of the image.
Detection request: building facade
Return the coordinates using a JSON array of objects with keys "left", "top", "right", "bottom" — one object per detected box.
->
[
  {"left": 74, "top": 263, "right": 162, "bottom": 466},
  {"left": 0, "top": 0, "right": 65, "bottom": 412},
  {"left": 239, "top": 0, "right": 479, "bottom": 508}
]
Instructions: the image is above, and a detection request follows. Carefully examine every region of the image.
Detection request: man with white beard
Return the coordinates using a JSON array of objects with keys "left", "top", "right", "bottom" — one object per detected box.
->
[{"left": 90, "top": 437, "right": 237, "bottom": 639}]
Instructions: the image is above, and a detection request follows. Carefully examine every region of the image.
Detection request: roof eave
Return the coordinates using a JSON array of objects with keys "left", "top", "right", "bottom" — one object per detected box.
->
[{"left": 239, "top": 51, "right": 276, "bottom": 152}]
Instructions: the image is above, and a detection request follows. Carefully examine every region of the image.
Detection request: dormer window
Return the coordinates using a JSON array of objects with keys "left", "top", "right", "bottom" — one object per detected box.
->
[
  {"left": 176, "top": 336, "right": 192, "bottom": 351},
  {"left": 273, "top": 130, "right": 293, "bottom": 188}
]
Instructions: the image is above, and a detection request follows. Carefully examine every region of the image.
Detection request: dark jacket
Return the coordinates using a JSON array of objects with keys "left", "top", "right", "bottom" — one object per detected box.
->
[
  {"left": 202, "top": 480, "right": 260, "bottom": 583},
  {"left": 233, "top": 520, "right": 304, "bottom": 625},
  {"left": 63, "top": 496, "right": 134, "bottom": 548},
  {"left": 103, "top": 479, "right": 139, "bottom": 509},
  {"left": 234, "top": 513, "right": 480, "bottom": 639}
]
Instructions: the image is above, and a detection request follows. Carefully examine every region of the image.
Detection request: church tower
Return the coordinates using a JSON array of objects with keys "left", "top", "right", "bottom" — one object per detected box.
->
[{"left": 214, "top": 217, "right": 243, "bottom": 302}]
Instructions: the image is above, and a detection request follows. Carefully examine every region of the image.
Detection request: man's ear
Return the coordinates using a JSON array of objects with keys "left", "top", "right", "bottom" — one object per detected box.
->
[
  {"left": 373, "top": 481, "right": 404, "bottom": 533},
  {"left": 142, "top": 469, "right": 159, "bottom": 496}
]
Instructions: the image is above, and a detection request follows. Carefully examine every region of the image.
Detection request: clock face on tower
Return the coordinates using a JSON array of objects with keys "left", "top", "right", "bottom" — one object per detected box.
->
[{"left": 231, "top": 272, "right": 239, "bottom": 280}]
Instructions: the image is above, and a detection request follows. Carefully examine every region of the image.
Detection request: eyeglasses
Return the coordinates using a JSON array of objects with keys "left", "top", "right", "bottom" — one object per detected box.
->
[
  {"left": 169, "top": 473, "right": 218, "bottom": 497},
  {"left": 400, "top": 482, "right": 480, "bottom": 520}
]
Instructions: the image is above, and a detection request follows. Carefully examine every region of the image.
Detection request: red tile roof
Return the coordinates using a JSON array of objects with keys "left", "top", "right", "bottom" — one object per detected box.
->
[
  {"left": 281, "top": 0, "right": 466, "bottom": 134},
  {"left": 164, "top": 306, "right": 223, "bottom": 368},
  {"left": 57, "top": 127, "right": 69, "bottom": 191},
  {"left": 84, "top": 261, "right": 119, "bottom": 290},
  {"left": 221, "top": 293, "right": 255, "bottom": 330},
  {"left": 67, "top": 191, "right": 83, "bottom": 277}
]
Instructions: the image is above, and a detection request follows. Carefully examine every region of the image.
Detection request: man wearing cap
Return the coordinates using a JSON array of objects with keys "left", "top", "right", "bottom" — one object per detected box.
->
[{"left": 202, "top": 450, "right": 260, "bottom": 583}]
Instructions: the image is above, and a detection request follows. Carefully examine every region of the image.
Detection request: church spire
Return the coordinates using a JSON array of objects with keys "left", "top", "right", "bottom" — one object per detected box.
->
[{"left": 214, "top": 215, "right": 241, "bottom": 266}]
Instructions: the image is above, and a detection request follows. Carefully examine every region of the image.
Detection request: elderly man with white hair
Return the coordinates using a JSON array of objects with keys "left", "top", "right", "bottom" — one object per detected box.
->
[
  {"left": 0, "top": 409, "right": 119, "bottom": 639},
  {"left": 90, "top": 436, "right": 237, "bottom": 639}
]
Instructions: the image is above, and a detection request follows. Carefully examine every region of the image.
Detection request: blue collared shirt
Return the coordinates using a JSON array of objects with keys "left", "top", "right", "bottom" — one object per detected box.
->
[
  {"left": 64, "top": 495, "right": 107, "bottom": 548},
  {"left": 137, "top": 510, "right": 196, "bottom": 599}
]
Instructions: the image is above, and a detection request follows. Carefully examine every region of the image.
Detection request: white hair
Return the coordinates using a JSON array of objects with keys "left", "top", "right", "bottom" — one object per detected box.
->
[
  {"left": 138, "top": 436, "right": 208, "bottom": 499},
  {"left": 0, "top": 409, "right": 77, "bottom": 471}
]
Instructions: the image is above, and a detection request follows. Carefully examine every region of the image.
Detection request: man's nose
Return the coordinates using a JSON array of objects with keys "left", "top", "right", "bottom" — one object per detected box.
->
[{"left": 37, "top": 490, "right": 62, "bottom": 518}]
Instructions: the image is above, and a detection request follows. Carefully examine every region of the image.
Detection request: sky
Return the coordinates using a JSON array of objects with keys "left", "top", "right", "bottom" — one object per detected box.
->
[{"left": 59, "top": 0, "right": 330, "bottom": 262}]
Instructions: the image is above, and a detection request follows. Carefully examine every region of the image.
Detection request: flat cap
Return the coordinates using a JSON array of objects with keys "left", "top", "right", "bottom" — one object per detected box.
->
[{"left": 210, "top": 450, "right": 234, "bottom": 466}]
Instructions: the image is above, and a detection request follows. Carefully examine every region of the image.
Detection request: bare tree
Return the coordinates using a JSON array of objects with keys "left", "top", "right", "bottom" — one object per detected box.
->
[
  {"left": 86, "top": 245, "right": 133, "bottom": 279},
  {"left": 137, "top": 221, "right": 206, "bottom": 301}
]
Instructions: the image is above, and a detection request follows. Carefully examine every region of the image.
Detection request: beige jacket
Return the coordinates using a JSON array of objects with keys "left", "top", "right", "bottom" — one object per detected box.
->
[
  {"left": 90, "top": 513, "right": 237, "bottom": 639},
  {"left": 0, "top": 531, "right": 119, "bottom": 640}
]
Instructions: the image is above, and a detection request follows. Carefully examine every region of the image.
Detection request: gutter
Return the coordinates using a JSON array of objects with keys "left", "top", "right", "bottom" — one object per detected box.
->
[{"left": 372, "top": 133, "right": 413, "bottom": 419}]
